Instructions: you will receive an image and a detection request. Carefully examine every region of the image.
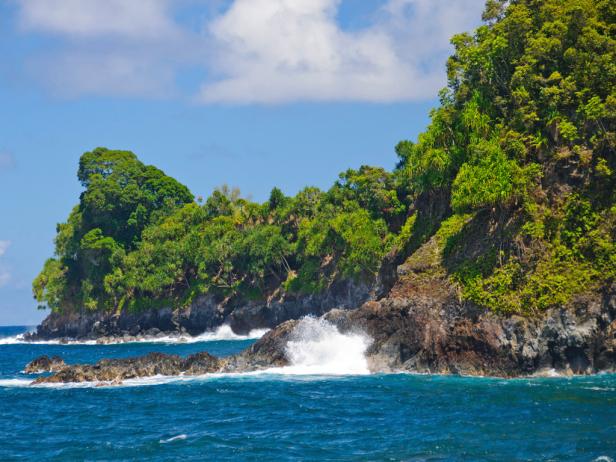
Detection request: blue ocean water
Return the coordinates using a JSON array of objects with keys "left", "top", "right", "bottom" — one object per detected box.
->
[{"left": 1, "top": 325, "right": 615, "bottom": 461}]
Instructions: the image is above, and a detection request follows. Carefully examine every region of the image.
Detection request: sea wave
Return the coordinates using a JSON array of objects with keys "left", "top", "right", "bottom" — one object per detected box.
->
[
  {"left": 0, "top": 378, "right": 33, "bottom": 387},
  {"left": 0, "top": 325, "right": 269, "bottom": 346},
  {"left": 0, "top": 375, "right": 214, "bottom": 389},
  {"left": 0, "top": 372, "right": 276, "bottom": 389},
  {"left": 265, "top": 317, "right": 372, "bottom": 376},
  {"left": 0, "top": 317, "right": 373, "bottom": 389},
  {"left": 159, "top": 434, "right": 188, "bottom": 444}
]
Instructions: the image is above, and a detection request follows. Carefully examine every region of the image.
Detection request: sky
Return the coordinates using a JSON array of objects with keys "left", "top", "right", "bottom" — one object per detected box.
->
[{"left": 0, "top": 0, "right": 485, "bottom": 326}]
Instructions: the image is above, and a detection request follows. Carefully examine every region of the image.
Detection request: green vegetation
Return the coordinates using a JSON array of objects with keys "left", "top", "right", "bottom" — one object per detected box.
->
[
  {"left": 419, "top": 0, "right": 616, "bottom": 313},
  {"left": 34, "top": 0, "right": 615, "bottom": 316},
  {"left": 34, "top": 151, "right": 400, "bottom": 312}
]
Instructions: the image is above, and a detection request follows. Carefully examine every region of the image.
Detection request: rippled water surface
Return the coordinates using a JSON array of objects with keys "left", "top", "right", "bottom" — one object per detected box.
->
[{"left": 1, "top": 325, "right": 615, "bottom": 461}]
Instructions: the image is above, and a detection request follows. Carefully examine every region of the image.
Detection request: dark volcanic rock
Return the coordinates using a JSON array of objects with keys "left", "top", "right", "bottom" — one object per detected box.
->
[
  {"left": 227, "top": 275, "right": 616, "bottom": 377},
  {"left": 322, "top": 278, "right": 616, "bottom": 376},
  {"left": 27, "top": 278, "right": 616, "bottom": 384},
  {"left": 24, "top": 355, "right": 66, "bottom": 374},
  {"left": 222, "top": 321, "right": 297, "bottom": 372},
  {"left": 227, "top": 279, "right": 372, "bottom": 335},
  {"left": 26, "top": 279, "right": 374, "bottom": 342},
  {"left": 32, "top": 352, "right": 223, "bottom": 385},
  {"left": 182, "top": 352, "right": 223, "bottom": 375}
]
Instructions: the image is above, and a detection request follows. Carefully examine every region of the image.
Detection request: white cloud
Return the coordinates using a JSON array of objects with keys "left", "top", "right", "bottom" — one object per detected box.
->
[
  {"left": 199, "top": 0, "right": 484, "bottom": 103},
  {"left": 31, "top": 50, "right": 179, "bottom": 99},
  {"left": 18, "top": 0, "right": 179, "bottom": 39},
  {"left": 16, "top": 0, "right": 194, "bottom": 97},
  {"left": 14, "top": 0, "right": 485, "bottom": 103}
]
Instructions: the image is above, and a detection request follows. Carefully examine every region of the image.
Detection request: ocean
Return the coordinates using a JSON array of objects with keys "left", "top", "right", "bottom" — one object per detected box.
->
[{"left": 1, "top": 324, "right": 615, "bottom": 461}]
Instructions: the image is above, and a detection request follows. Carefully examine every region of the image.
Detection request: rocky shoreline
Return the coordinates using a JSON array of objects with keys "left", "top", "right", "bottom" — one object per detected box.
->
[
  {"left": 23, "top": 236, "right": 616, "bottom": 382},
  {"left": 24, "top": 274, "right": 616, "bottom": 384},
  {"left": 25, "top": 279, "right": 374, "bottom": 343}
]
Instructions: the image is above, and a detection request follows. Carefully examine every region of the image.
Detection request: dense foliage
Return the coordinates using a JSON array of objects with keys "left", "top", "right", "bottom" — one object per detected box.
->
[
  {"left": 34, "top": 0, "right": 615, "bottom": 316},
  {"left": 400, "top": 0, "right": 615, "bottom": 313},
  {"left": 34, "top": 150, "right": 399, "bottom": 312}
]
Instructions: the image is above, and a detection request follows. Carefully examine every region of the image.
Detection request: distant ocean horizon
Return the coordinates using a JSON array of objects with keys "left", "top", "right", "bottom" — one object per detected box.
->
[{"left": 1, "top": 324, "right": 615, "bottom": 461}]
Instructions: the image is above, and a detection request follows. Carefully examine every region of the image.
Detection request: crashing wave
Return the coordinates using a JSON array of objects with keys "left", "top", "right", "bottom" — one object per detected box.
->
[
  {"left": 268, "top": 317, "right": 372, "bottom": 376},
  {"left": 0, "top": 324, "right": 269, "bottom": 345},
  {"left": 0, "top": 317, "right": 374, "bottom": 389}
]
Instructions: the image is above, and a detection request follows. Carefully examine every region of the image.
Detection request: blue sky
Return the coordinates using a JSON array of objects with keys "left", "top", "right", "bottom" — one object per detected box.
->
[{"left": 0, "top": 0, "right": 484, "bottom": 325}]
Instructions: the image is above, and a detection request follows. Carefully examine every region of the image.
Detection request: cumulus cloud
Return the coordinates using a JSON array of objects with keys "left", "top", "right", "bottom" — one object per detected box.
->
[
  {"left": 13, "top": 0, "right": 484, "bottom": 103},
  {"left": 200, "top": 0, "right": 483, "bottom": 103},
  {"left": 16, "top": 0, "right": 195, "bottom": 97}
]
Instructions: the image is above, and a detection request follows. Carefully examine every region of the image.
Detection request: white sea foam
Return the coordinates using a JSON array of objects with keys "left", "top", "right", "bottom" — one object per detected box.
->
[
  {"left": 265, "top": 317, "right": 372, "bottom": 376},
  {"left": 0, "top": 378, "right": 33, "bottom": 387},
  {"left": 0, "top": 325, "right": 269, "bottom": 346},
  {"left": 530, "top": 368, "right": 566, "bottom": 378},
  {"left": 0, "top": 334, "right": 79, "bottom": 345},
  {"left": 0, "top": 374, "right": 203, "bottom": 389},
  {"left": 188, "top": 325, "right": 269, "bottom": 342},
  {"left": 159, "top": 434, "right": 187, "bottom": 444},
  {"left": 583, "top": 386, "right": 616, "bottom": 392}
]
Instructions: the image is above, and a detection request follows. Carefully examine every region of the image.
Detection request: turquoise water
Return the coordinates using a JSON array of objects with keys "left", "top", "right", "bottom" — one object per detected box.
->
[{"left": 1, "top": 325, "right": 615, "bottom": 461}]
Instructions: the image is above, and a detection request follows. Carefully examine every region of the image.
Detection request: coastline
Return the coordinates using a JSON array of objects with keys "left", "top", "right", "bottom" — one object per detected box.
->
[
  {"left": 25, "top": 278, "right": 374, "bottom": 342},
  {"left": 22, "top": 274, "right": 616, "bottom": 384},
  {"left": 20, "top": 251, "right": 616, "bottom": 381}
]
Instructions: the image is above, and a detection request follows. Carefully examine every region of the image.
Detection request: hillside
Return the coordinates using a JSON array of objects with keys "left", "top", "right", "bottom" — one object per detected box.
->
[{"left": 31, "top": 0, "right": 615, "bottom": 340}]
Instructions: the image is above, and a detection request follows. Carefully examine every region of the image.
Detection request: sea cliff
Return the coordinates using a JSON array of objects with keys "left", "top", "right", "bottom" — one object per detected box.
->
[
  {"left": 25, "top": 279, "right": 375, "bottom": 342},
  {"left": 28, "top": 258, "right": 616, "bottom": 381}
]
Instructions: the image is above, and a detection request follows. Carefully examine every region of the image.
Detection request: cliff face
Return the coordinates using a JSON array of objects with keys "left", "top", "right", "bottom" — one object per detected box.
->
[
  {"left": 224, "top": 257, "right": 616, "bottom": 377},
  {"left": 322, "top": 234, "right": 616, "bottom": 377},
  {"left": 331, "top": 281, "right": 616, "bottom": 377},
  {"left": 30, "top": 232, "right": 616, "bottom": 382},
  {"left": 27, "top": 278, "right": 375, "bottom": 341},
  {"left": 30, "top": 279, "right": 616, "bottom": 383}
]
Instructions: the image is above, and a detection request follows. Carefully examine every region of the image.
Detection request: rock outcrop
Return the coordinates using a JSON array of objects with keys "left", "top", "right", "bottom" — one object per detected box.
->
[
  {"left": 325, "top": 278, "right": 616, "bottom": 376},
  {"left": 24, "top": 355, "right": 66, "bottom": 374},
  {"left": 25, "top": 279, "right": 374, "bottom": 342},
  {"left": 25, "top": 234, "right": 616, "bottom": 381},
  {"left": 28, "top": 276, "right": 616, "bottom": 384},
  {"left": 31, "top": 352, "right": 221, "bottom": 385}
]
